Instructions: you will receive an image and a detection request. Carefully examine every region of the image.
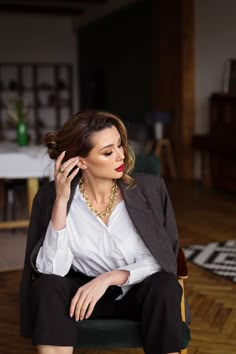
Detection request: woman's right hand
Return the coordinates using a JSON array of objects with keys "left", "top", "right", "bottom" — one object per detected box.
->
[{"left": 54, "top": 151, "right": 80, "bottom": 203}]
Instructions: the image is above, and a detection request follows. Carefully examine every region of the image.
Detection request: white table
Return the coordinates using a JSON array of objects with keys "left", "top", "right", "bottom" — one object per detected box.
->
[{"left": 0, "top": 142, "right": 54, "bottom": 229}]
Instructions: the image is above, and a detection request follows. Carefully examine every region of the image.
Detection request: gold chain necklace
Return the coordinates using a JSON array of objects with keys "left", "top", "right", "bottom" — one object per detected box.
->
[{"left": 79, "top": 176, "right": 118, "bottom": 219}]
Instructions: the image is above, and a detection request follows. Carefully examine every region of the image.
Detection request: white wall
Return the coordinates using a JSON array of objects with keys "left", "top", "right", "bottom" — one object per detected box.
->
[{"left": 195, "top": 0, "right": 236, "bottom": 134}]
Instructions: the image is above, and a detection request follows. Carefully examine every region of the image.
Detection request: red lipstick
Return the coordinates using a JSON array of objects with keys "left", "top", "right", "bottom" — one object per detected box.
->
[{"left": 115, "top": 164, "right": 124, "bottom": 172}]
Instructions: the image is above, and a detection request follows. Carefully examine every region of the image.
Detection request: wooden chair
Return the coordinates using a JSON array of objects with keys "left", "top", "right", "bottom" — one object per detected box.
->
[
  {"left": 75, "top": 248, "right": 190, "bottom": 353},
  {"left": 145, "top": 138, "right": 177, "bottom": 179}
]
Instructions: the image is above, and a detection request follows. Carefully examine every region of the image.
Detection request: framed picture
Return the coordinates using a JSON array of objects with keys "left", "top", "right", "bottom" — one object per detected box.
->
[{"left": 223, "top": 59, "right": 236, "bottom": 95}]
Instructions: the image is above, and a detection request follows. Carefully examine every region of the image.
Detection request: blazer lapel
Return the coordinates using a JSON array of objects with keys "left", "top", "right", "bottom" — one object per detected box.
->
[{"left": 119, "top": 181, "right": 161, "bottom": 260}]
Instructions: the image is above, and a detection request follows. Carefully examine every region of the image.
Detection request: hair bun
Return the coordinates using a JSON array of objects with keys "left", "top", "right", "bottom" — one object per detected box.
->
[{"left": 44, "top": 132, "right": 59, "bottom": 160}]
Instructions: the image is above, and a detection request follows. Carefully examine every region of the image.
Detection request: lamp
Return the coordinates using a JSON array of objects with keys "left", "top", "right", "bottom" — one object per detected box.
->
[
  {"left": 145, "top": 111, "right": 176, "bottom": 178},
  {"left": 146, "top": 111, "right": 172, "bottom": 140}
]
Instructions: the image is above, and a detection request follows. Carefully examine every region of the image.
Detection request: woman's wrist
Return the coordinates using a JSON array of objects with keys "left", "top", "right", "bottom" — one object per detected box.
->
[
  {"left": 54, "top": 196, "right": 69, "bottom": 207},
  {"left": 51, "top": 199, "right": 68, "bottom": 230},
  {"left": 105, "top": 270, "right": 130, "bottom": 287}
]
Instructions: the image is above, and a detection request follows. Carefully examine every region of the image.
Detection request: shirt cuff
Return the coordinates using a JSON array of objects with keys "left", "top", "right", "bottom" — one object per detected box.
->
[{"left": 46, "top": 221, "right": 67, "bottom": 250}]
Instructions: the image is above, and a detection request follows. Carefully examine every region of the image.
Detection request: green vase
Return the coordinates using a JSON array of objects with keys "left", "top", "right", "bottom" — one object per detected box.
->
[{"left": 16, "top": 121, "right": 28, "bottom": 146}]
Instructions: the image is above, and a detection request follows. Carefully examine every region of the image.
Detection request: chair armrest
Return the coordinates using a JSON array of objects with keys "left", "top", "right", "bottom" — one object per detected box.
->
[{"left": 177, "top": 248, "right": 188, "bottom": 279}]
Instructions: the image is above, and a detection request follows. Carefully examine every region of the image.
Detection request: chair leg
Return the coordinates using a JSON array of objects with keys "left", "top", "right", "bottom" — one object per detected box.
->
[
  {"left": 179, "top": 278, "right": 187, "bottom": 354},
  {"left": 178, "top": 279, "right": 186, "bottom": 322}
]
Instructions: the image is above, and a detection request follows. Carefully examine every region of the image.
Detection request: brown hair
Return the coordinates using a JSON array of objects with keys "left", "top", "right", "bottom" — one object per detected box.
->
[{"left": 45, "top": 110, "right": 136, "bottom": 188}]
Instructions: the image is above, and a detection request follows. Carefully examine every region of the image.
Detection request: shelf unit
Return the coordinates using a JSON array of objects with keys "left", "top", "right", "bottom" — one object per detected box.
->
[{"left": 0, "top": 63, "right": 73, "bottom": 144}]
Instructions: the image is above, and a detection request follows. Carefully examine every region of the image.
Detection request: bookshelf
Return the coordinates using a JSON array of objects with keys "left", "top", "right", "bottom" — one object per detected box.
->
[{"left": 0, "top": 63, "right": 73, "bottom": 143}]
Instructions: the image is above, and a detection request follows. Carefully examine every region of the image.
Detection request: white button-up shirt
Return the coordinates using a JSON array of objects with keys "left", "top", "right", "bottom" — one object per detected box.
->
[{"left": 36, "top": 186, "right": 161, "bottom": 296}]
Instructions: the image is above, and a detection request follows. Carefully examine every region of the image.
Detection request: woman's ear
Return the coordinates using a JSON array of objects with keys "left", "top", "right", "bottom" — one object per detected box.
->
[{"left": 78, "top": 158, "right": 87, "bottom": 170}]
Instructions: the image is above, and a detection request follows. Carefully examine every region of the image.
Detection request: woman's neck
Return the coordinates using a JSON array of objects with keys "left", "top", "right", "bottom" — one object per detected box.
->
[{"left": 81, "top": 173, "right": 114, "bottom": 205}]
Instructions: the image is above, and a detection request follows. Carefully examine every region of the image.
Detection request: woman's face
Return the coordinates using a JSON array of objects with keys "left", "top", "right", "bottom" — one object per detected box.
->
[{"left": 81, "top": 125, "right": 125, "bottom": 180}]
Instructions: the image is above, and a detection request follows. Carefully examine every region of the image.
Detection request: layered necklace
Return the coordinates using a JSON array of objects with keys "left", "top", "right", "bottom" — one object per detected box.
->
[{"left": 79, "top": 176, "right": 118, "bottom": 219}]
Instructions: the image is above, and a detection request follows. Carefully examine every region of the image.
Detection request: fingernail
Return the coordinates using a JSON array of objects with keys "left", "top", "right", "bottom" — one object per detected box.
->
[{"left": 70, "top": 313, "right": 72, "bottom": 318}]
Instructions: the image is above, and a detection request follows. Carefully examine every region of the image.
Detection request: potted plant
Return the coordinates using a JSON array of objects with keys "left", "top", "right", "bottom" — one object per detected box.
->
[{"left": 7, "top": 98, "right": 28, "bottom": 145}]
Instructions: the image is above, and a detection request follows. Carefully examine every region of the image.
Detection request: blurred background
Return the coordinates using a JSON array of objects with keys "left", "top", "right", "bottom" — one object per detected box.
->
[{"left": 0, "top": 1, "right": 236, "bottom": 353}]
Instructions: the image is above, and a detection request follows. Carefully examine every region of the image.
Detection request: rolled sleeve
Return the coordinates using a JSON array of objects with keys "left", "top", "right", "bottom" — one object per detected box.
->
[
  {"left": 45, "top": 221, "right": 67, "bottom": 250},
  {"left": 118, "top": 257, "right": 161, "bottom": 286},
  {"left": 36, "top": 221, "right": 73, "bottom": 276},
  {"left": 117, "top": 230, "right": 162, "bottom": 286}
]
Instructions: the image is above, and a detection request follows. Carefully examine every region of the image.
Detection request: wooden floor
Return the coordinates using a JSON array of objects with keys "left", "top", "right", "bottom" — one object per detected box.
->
[{"left": 0, "top": 180, "right": 236, "bottom": 354}]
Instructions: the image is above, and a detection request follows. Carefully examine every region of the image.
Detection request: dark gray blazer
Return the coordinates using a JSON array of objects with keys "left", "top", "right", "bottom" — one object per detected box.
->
[{"left": 20, "top": 172, "right": 179, "bottom": 338}]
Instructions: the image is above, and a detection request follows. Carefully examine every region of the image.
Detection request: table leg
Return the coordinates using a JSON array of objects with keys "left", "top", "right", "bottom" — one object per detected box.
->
[
  {"left": 0, "top": 177, "right": 39, "bottom": 230},
  {"left": 27, "top": 178, "right": 39, "bottom": 216}
]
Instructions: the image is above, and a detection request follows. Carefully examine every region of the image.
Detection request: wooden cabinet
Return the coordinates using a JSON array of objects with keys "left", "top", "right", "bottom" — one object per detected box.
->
[
  {"left": 193, "top": 93, "right": 236, "bottom": 191},
  {"left": 209, "top": 94, "right": 236, "bottom": 191},
  {"left": 0, "top": 63, "right": 73, "bottom": 144},
  {"left": 209, "top": 93, "right": 236, "bottom": 133}
]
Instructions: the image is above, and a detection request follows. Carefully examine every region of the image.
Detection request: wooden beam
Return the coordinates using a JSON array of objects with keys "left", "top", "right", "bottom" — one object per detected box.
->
[
  {"left": 151, "top": 0, "right": 195, "bottom": 180},
  {"left": 0, "top": 4, "right": 84, "bottom": 16},
  {"left": 0, "top": 0, "right": 106, "bottom": 3},
  {"left": 0, "top": 0, "right": 108, "bottom": 7},
  {"left": 181, "top": 0, "right": 195, "bottom": 180}
]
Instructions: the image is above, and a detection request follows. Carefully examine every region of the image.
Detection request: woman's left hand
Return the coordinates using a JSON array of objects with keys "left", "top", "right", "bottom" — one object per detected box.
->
[{"left": 69, "top": 273, "right": 110, "bottom": 321}]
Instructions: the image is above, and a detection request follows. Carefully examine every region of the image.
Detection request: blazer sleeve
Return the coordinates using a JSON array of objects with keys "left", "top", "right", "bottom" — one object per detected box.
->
[
  {"left": 19, "top": 194, "right": 42, "bottom": 338},
  {"left": 160, "top": 177, "right": 179, "bottom": 258}
]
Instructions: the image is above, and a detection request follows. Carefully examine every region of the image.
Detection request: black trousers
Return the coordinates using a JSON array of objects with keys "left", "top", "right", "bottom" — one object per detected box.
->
[{"left": 31, "top": 270, "right": 182, "bottom": 354}]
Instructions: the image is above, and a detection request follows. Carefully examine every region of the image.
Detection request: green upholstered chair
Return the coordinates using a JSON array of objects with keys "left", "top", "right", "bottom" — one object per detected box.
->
[
  {"left": 76, "top": 318, "right": 190, "bottom": 351},
  {"left": 134, "top": 153, "right": 161, "bottom": 176},
  {"left": 76, "top": 319, "right": 142, "bottom": 349},
  {"left": 75, "top": 248, "right": 190, "bottom": 353}
]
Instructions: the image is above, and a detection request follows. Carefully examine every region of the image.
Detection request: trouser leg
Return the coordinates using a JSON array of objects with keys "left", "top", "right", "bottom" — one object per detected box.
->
[
  {"left": 117, "top": 271, "right": 183, "bottom": 354},
  {"left": 31, "top": 274, "right": 80, "bottom": 346},
  {"left": 139, "top": 272, "right": 182, "bottom": 354}
]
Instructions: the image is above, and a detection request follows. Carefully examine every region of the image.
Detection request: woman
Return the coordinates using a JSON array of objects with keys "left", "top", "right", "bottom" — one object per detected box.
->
[{"left": 20, "top": 110, "right": 183, "bottom": 354}]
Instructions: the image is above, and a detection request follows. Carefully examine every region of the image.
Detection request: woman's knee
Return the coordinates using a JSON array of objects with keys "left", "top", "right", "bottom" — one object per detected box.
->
[
  {"left": 143, "top": 272, "right": 182, "bottom": 299},
  {"left": 31, "top": 273, "right": 72, "bottom": 299}
]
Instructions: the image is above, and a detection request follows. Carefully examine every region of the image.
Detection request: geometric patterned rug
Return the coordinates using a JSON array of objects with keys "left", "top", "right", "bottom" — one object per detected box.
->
[{"left": 183, "top": 240, "right": 236, "bottom": 284}]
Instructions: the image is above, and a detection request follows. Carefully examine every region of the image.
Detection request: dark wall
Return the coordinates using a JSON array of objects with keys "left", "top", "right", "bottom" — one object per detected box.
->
[{"left": 78, "top": 0, "right": 151, "bottom": 122}]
